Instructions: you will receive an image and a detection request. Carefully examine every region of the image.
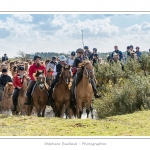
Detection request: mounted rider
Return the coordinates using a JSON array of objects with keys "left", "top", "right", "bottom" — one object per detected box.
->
[
  {"left": 46, "top": 56, "right": 57, "bottom": 71},
  {"left": 0, "top": 68, "right": 12, "bottom": 89},
  {"left": 12, "top": 66, "right": 26, "bottom": 111},
  {"left": 24, "top": 55, "right": 47, "bottom": 105},
  {"left": 71, "top": 48, "right": 100, "bottom": 102},
  {"left": 48, "top": 55, "right": 72, "bottom": 105}
]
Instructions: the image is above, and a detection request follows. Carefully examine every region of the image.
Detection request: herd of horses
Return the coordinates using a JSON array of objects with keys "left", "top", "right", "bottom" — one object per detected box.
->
[{"left": 0, "top": 59, "right": 94, "bottom": 119}]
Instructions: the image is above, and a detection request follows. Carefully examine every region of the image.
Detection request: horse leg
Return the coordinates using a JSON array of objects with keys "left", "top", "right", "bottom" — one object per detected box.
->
[
  {"left": 60, "top": 104, "right": 65, "bottom": 118},
  {"left": 90, "top": 104, "right": 94, "bottom": 119},
  {"left": 35, "top": 105, "right": 41, "bottom": 117},
  {"left": 65, "top": 101, "right": 70, "bottom": 119},
  {"left": 86, "top": 103, "right": 91, "bottom": 118},
  {"left": 77, "top": 101, "right": 83, "bottom": 119},
  {"left": 55, "top": 102, "right": 60, "bottom": 117},
  {"left": 41, "top": 106, "right": 46, "bottom": 117}
]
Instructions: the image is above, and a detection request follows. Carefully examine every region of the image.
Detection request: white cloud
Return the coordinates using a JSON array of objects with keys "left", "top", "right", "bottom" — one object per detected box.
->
[
  {"left": 125, "top": 21, "right": 150, "bottom": 33},
  {"left": 13, "top": 14, "right": 33, "bottom": 22},
  {"left": 52, "top": 17, "right": 119, "bottom": 37}
]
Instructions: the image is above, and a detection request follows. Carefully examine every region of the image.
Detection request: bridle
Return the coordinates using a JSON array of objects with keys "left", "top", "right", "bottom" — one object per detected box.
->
[
  {"left": 36, "top": 75, "right": 46, "bottom": 91},
  {"left": 83, "top": 63, "right": 94, "bottom": 80}
]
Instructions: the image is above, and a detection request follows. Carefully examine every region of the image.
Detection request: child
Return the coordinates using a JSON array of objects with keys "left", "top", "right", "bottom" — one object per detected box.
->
[{"left": 12, "top": 66, "right": 26, "bottom": 111}]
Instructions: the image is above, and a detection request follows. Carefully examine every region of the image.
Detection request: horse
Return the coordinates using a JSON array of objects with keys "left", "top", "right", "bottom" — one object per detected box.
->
[
  {"left": 17, "top": 77, "right": 32, "bottom": 115},
  {"left": 75, "top": 60, "right": 94, "bottom": 119},
  {"left": 31, "top": 70, "right": 49, "bottom": 117},
  {"left": 53, "top": 65, "right": 72, "bottom": 118},
  {"left": 46, "top": 67, "right": 54, "bottom": 87},
  {"left": 11, "top": 65, "right": 17, "bottom": 79},
  {"left": 24, "top": 62, "right": 28, "bottom": 71},
  {"left": 0, "top": 82, "right": 14, "bottom": 114}
]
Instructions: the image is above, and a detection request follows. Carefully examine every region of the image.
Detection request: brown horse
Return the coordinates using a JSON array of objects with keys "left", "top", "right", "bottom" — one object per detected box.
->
[
  {"left": 31, "top": 70, "right": 48, "bottom": 117},
  {"left": 46, "top": 67, "right": 54, "bottom": 86},
  {"left": 53, "top": 65, "right": 72, "bottom": 118},
  {"left": 0, "top": 82, "right": 14, "bottom": 114},
  {"left": 17, "top": 77, "right": 33, "bottom": 115},
  {"left": 75, "top": 61, "right": 94, "bottom": 119}
]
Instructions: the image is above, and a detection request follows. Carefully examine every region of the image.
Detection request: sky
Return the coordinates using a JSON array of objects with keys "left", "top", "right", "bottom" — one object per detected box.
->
[{"left": 0, "top": 14, "right": 150, "bottom": 58}]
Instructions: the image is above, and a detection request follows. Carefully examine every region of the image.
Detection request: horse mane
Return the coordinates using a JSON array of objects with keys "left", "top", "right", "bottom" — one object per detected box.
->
[
  {"left": 76, "top": 60, "right": 91, "bottom": 86},
  {"left": 33, "top": 70, "right": 44, "bottom": 80}
]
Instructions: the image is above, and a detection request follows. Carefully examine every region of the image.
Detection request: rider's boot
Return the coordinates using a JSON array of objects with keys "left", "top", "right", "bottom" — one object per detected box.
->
[
  {"left": 47, "top": 88, "right": 53, "bottom": 106},
  {"left": 91, "top": 79, "right": 101, "bottom": 99},
  {"left": 24, "top": 91, "right": 32, "bottom": 105}
]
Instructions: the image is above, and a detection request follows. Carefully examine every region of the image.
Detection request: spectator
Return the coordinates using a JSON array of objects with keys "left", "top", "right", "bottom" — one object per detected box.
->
[
  {"left": 2, "top": 54, "right": 8, "bottom": 62},
  {"left": 135, "top": 46, "right": 142, "bottom": 62}
]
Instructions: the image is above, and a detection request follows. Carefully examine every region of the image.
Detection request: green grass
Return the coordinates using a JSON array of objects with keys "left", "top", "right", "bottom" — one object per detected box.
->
[{"left": 1, "top": 110, "right": 150, "bottom": 136}]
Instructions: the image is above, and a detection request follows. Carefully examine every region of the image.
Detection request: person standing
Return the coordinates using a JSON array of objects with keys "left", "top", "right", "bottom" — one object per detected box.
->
[{"left": 89, "top": 48, "right": 98, "bottom": 60}]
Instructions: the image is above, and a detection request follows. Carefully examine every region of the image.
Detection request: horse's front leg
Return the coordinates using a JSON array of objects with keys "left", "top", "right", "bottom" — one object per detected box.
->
[
  {"left": 77, "top": 100, "right": 82, "bottom": 119},
  {"left": 86, "top": 103, "right": 91, "bottom": 118},
  {"left": 41, "top": 106, "right": 46, "bottom": 117},
  {"left": 35, "top": 105, "right": 41, "bottom": 117}
]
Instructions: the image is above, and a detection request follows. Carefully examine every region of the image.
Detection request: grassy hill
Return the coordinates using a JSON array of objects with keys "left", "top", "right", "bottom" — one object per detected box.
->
[{"left": 0, "top": 110, "right": 150, "bottom": 136}]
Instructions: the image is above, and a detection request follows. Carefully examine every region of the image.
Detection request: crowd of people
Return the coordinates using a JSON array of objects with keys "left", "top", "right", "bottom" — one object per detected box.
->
[
  {"left": 0, "top": 45, "right": 149, "bottom": 111},
  {"left": 108, "top": 45, "right": 143, "bottom": 63}
]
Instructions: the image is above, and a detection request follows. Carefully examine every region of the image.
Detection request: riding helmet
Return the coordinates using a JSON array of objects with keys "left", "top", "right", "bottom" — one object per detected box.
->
[
  {"left": 52, "top": 56, "right": 57, "bottom": 60},
  {"left": 94, "top": 54, "right": 98, "bottom": 57},
  {"left": 93, "top": 48, "right": 97, "bottom": 51},
  {"left": 84, "top": 46, "right": 89, "bottom": 49},
  {"left": 71, "top": 51, "right": 76, "bottom": 56},
  {"left": 18, "top": 66, "right": 25, "bottom": 71},
  {"left": 33, "top": 55, "right": 41, "bottom": 60},
  {"left": 129, "top": 45, "right": 134, "bottom": 49},
  {"left": 2, "top": 68, "right": 7, "bottom": 73},
  {"left": 136, "top": 46, "right": 140, "bottom": 49},
  {"left": 59, "top": 55, "right": 66, "bottom": 61},
  {"left": 76, "top": 48, "right": 84, "bottom": 53},
  {"left": 127, "top": 46, "right": 130, "bottom": 49}
]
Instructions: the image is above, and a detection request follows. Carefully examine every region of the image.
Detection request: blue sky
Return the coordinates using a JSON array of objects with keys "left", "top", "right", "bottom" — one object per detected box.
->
[{"left": 0, "top": 14, "right": 150, "bottom": 57}]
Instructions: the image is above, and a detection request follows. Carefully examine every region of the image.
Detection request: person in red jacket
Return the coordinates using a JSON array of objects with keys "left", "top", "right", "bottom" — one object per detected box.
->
[
  {"left": 24, "top": 55, "right": 47, "bottom": 105},
  {"left": 12, "top": 66, "right": 26, "bottom": 111}
]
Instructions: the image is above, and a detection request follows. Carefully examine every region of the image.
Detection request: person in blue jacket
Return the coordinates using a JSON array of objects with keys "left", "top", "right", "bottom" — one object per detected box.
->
[{"left": 111, "top": 45, "right": 123, "bottom": 61}]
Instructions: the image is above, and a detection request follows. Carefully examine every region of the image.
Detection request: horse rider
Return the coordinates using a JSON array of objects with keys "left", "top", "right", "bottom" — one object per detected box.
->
[
  {"left": 48, "top": 55, "right": 71, "bottom": 105},
  {"left": 111, "top": 45, "right": 123, "bottom": 61},
  {"left": 11, "top": 66, "right": 26, "bottom": 111},
  {"left": 89, "top": 48, "right": 98, "bottom": 60},
  {"left": 46, "top": 56, "right": 57, "bottom": 71},
  {"left": 71, "top": 48, "right": 100, "bottom": 102},
  {"left": 2, "top": 54, "right": 8, "bottom": 62},
  {"left": 135, "top": 46, "right": 142, "bottom": 62},
  {"left": 92, "top": 54, "right": 100, "bottom": 67},
  {"left": 66, "top": 51, "right": 76, "bottom": 67},
  {"left": 84, "top": 46, "right": 92, "bottom": 59},
  {"left": 0, "top": 68, "right": 12, "bottom": 89},
  {"left": 24, "top": 55, "right": 47, "bottom": 105}
]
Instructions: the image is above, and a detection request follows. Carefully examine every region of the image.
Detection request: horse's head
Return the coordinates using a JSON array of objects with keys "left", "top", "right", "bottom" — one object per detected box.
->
[
  {"left": 61, "top": 65, "right": 72, "bottom": 84},
  {"left": 80, "top": 60, "right": 94, "bottom": 80},
  {"left": 3, "top": 82, "right": 14, "bottom": 98},
  {"left": 34, "top": 70, "right": 46, "bottom": 91}
]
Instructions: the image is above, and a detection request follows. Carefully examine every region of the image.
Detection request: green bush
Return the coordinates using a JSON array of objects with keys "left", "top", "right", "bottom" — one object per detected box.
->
[{"left": 94, "top": 74, "right": 150, "bottom": 119}]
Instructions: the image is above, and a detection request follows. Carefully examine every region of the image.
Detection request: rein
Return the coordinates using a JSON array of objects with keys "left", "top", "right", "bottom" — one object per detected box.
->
[{"left": 83, "top": 65, "right": 94, "bottom": 78}]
